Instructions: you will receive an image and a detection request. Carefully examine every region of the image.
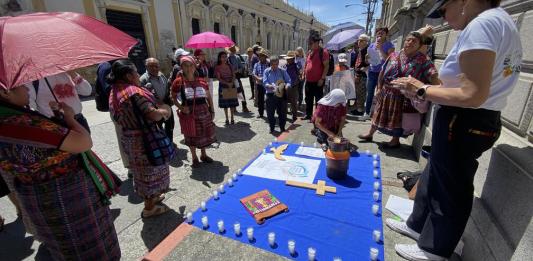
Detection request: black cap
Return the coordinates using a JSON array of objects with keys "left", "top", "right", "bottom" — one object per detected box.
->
[{"left": 427, "top": 0, "right": 449, "bottom": 19}]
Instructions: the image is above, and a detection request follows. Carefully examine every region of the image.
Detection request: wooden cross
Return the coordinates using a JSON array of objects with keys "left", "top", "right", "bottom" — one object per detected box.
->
[{"left": 285, "top": 180, "right": 337, "bottom": 196}]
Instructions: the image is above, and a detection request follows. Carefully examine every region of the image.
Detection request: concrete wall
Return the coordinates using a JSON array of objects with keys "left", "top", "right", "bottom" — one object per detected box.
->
[
  {"left": 42, "top": 0, "right": 85, "bottom": 13},
  {"left": 378, "top": 0, "right": 533, "bottom": 260}
]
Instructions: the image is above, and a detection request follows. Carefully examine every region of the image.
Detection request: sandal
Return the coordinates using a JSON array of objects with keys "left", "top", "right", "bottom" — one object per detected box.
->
[
  {"left": 191, "top": 158, "right": 200, "bottom": 168},
  {"left": 200, "top": 156, "right": 214, "bottom": 163},
  {"left": 357, "top": 134, "right": 373, "bottom": 142},
  {"left": 141, "top": 204, "right": 170, "bottom": 219}
]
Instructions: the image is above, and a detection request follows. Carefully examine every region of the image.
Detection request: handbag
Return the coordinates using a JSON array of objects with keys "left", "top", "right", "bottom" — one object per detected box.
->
[
  {"left": 178, "top": 81, "right": 197, "bottom": 137},
  {"left": 222, "top": 86, "right": 238, "bottom": 99},
  {"left": 131, "top": 95, "right": 176, "bottom": 166},
  {"left": 411, "top": 98, "right": 430, "bottom": 113}
]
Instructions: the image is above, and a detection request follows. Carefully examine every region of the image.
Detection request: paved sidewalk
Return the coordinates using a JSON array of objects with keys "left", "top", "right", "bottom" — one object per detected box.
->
[{"left": 0, "top": 80, "right": 427, "bottom": 261}]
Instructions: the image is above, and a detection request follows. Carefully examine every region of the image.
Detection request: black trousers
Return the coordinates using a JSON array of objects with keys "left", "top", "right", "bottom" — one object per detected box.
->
[
  {"left": 236, "top": 77, "right": 247, "bottom": 108},
  {"left": 305, "top": 81, "right": 324, "bottom": 118},
  {"left": 158, "top": 112, "right": 175, "bottom": 141},
  {"left": 407, "top": 105, "right": 501, "bottom": 257},
  {"left": 266, "top": 93, "right": 287, "bottom": 132},
  {"left": 256, "top": 84, "right": 266, "bottom": 116},
  {"left": 248, "top": 75, "right": 255, "bottom": 98},
  {"left": 298, "top": 81, "right": 304, "bottom": 105}
]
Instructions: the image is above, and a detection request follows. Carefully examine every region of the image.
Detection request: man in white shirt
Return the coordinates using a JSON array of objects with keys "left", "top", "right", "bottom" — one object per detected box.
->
[{"left": 28, "top": 71, "right": 93, "bottom": 132}]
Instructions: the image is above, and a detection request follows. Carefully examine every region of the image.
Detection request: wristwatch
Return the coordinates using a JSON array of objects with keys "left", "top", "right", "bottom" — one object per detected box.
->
[{"left": 417, "top": 85, "right": 431, "bottom": 100}]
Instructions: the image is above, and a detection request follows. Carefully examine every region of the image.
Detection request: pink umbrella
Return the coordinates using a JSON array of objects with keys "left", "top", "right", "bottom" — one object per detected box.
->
[
  {"left": 0, "top": 12, "right": 138, "bottom": 90},
  {"left": 185, "top": 32, "right": 235, "bottom": 49}
]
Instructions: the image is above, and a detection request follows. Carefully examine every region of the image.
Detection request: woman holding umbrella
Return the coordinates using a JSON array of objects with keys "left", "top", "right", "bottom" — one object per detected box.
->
[{"left": 0, "top": 84, "right": 121, "bottom": 260}]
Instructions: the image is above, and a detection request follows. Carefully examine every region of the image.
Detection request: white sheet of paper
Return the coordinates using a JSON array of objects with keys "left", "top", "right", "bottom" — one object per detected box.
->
[
  {"left": 385, "top": 195, "right": 414, "bottom": 221},
  {"left": 330, "top": 69, "right": 356, "bottom": 100},
  {"left": 243, "top": 153, "right": 321, "bottom": 183},
  {"left": 294, "top": 146, "right": 326, "bottom": 158}
]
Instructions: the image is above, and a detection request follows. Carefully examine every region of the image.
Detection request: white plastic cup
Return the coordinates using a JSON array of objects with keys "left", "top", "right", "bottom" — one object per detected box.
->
[
  {"left": 201, "top": 216, "right": 208, "bottom": 228},
  {"left": 373, "top": 181, "right": 380, "bottom": 191},
  {"left": 247, "top": 227, "right": 254, "bottom": 241},
  {"left": 269, "top": 141, "right": 273, "bottom": 147},
  {"left": 373, "top": 160, "right": 379, "bottom": 168},
  {"left": 370, "top": 247, "right": 379, "bottom": 261},
  {"left": 263, "top": 148, "right": 267, "bottom": 155},
  {"left": 308, "top": 247, "right": 316, "bottom": 261},
  {"left": 373, "top": 170, "right": 379, "bottom": 178},
  {"left": 186, "top": 212, "right": 193, "bottom": 223},
  {"left": 213, "top": 190, "right": 219, "bottom": 200},
  {"left": 372, "top": 204, "right": 380, "bottom": 216},
  {"left": 313, "top": 142, "right": 318, "bottom": 148},
  {"left": 373, "top": 154, "right": 379, "bottom": 160},
  {"left": 218, "top": 184, "right": 225, "bottom": 193},
  {"left": 200, "top": 201, "right": 206, "bottom": 211},
  {"left": 217, "top": 220, "right": 225, "bottom": 233},
  {"left": 288, "top": 240, "right": 296, "bottom": 255},
  {"left": 228, "top": 178, "right": 234, "bottom": 187},
  {"left": 373, "top": 230, "right": 381, "bottom": 242},
  {"left": 237, "top": 168, "right": 242, "bottom": 175},
  {"left": 365, "top": 149, "right": 371, "bottom": 155},
  {"left": 333, "top": 257, "right": 342, "bottom": 261},
  {"left": 373, "top": 191, "right": 380, "bottom": 202},
  {"left": 232, "top": 173, "right": 238, "bottom": 180},
  {"left": 234, "top": 222, "right": 241, "bottom": 236},
  {"left": 268, "top": 232, "right": 276, "bottom": 247},
  {"left": 300, "top": 141, "right": 305, "bottom": 147}
]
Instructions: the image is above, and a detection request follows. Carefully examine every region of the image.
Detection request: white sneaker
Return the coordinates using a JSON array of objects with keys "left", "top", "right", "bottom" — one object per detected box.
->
[
  {"left": 386, "top": 218, "right": 464, "bottom": 255},
  {"left": 395, "top": 244, "right": 446, "bottom": 261},
  {"left": 386, "top": 218, "right": 420, "bottom": 240}
]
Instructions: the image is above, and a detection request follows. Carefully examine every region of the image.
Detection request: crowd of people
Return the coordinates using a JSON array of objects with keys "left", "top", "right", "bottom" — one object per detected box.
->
[{"left": 0, "top": 0, "right": 523, "bottom": 260}]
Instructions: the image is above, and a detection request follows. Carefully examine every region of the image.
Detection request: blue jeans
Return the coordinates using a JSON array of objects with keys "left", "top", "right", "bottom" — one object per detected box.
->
[{"left": 366, "top": 71, "right": 380, "bottom": 115}]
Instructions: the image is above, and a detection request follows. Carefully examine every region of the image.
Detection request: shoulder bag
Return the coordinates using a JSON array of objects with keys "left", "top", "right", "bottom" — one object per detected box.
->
[{"left": 178, "top": 81, "right": 197, "bottom": 137}]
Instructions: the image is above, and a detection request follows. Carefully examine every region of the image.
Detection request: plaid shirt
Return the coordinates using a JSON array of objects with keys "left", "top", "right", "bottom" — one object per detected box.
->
[{"left": 253, "top": 62, "right": 269, "bottom": 85}]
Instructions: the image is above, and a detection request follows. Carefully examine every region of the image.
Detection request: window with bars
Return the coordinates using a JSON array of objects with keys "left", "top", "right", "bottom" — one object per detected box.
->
[{"left": 192, "top": 18, "right": 200, "bottom": 35}]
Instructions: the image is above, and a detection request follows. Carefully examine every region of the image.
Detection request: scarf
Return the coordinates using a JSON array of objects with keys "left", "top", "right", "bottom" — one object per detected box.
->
[
  {"left": 317, "top": 89, "right": 347, "bottom": 107},
  {"left": 0, "top": 102, "right": 120, "bottom": 205}
]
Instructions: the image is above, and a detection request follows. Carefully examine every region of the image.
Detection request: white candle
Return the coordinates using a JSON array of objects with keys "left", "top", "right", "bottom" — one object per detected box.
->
[
  {"left": 268, "top": 232, "right": 276, "bottom": 247},
  {"left": 217, "top": 220, "right": 225, "bottom": 233},
  {"left": 373, "top": 154, "right": 379, "bottom": 160},
  {"left": 263, "top": 148, "right": 267, "bottom": 155},
  {"left": 300, "top": 141, "right": 304, "bottom": 147},
  {"left": 333, "top": 258, "right": 342, "bottom": 261},
  {"left": 373, "top": 160, "right": 379, "bottom": 168},
  {"left": 237, "top": 168, "right": 242, "bottom": 175},
  {"left": 247, "top": 227, "right": 254, "bottom": 241},
  {"left": 373, "top": 170, "right": 379, "bottom": 178},
  {"left": 373, "top": 230, "right": 381, "bottom": 242},
  {"left": 313, "top": 142, "right": 317, "bottom": 148},
  {"left": 213, "top": 190, "right": 219, "bottom": 200},
  {"left": 373, "top": 181, "right": 380, "bottom": 191},
  {"left": 228, "top": 178, "right": 234, "bottom": 187},
  {"left": 218, "top": 184, "right": 225, "bottom": 193},
  {"left": 232, "top": 173, "right": 238, "bottom": 180},
  {"left": 200, "top": 201, "right": 206, "bottom": 211},
  {"left": 308, "top": 247, "right": 316, "bottom": 261},
  {"left": 201, "top": 216, "right": 208, "bottom": 228},
  {"left": 233, "top": 222, "right": 241, "bottom": 236},
  {"left": 288, "top": 240, "right": 296, "bottom": 255},
  {"left": 373, "top": 191, "right": 380, "bottom": 202},
  {"left": 372, "top": 204, "right": 380, "bottom": 216},
  {"left": 365, "top": 149, "right": 371, "bottom": 155},
  {"left": 186, "top": 212, "right": 193, "bottom": 223},
  {"left": 269, "top": 141, "right": 273, "bottom": 146},
  {"left": 370, "top": 248, "right": 379, "bottom": 261}
]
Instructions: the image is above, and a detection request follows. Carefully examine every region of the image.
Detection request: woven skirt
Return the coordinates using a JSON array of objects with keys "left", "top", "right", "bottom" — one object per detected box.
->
[
  {"left": 122, "top": 130, "right": 170, "bottom": 199},
  {"left": 0, "top": 170, "right": 121, "bottom": 260},
  {"left": 218, "top": 83, "right": 239, "bottom": 108},
  {"left": 371, "top": 86, "right": 415, "bottom": 137},
  {"left": 184, "top": 104, "right": 217, "bottom": 148}
]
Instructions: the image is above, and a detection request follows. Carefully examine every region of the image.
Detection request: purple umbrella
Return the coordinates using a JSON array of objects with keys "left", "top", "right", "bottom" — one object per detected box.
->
[{"left": 325, "top": 29, "right": 364, "bottom": 51}]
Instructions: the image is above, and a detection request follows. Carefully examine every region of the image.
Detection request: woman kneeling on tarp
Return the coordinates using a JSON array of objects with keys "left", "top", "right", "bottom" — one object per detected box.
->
[{"left": 312, "top": 89, "right": 347, "bottom": 149}]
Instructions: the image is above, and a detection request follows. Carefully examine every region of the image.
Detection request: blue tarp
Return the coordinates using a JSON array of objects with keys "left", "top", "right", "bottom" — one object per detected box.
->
[{"left": 191, "top": 142, "right": 384, "bottom": 260}]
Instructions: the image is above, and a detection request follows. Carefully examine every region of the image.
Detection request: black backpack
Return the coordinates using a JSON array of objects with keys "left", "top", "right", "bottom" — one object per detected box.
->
[
  {"left": 315, "top": 47, "right": 335, "bottom": 76},
  {"left": 95, "top": 63, "right": 112, "bottom": 112}
]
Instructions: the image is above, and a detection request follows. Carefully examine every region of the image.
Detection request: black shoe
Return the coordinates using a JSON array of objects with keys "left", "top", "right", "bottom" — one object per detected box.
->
[
  {"left": 257, "top": 115, "right": 264, "bottom": 118},
  {"left": 280, "top": 128, "right": 286, "bottom": 133},
  {"left": 350, "top": 110, "right": 364, "bottom": 116}
]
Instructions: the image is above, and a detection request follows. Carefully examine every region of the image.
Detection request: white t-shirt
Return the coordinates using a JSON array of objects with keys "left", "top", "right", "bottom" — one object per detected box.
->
[
  {"left": 439, "top": 7, "right": 523, "bottom": 111},
  {"left": 27, "top": 72, "right": 92, "bottom": 117}
]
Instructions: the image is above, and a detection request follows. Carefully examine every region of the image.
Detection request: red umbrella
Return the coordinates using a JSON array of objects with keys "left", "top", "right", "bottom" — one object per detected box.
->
[
  {"left": 0, "top": 12, "right": 138, "bottom": 90},
  {"left": 185, "top": 32, "right": 235, "bottom": 49}
]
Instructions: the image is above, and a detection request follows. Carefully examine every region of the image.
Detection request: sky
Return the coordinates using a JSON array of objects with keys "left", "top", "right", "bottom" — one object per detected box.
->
[{"left": 287, "top": 0, "right": 382, "bottom": 27}]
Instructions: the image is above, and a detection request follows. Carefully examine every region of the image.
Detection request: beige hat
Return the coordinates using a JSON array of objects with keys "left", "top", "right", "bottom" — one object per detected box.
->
[
  {"left": 286, "top": 51, "right": 296, "bottom": 59},
  {"left": 225, "top": 45, "right": 240, "bottom": 53},
  {"left": 246, "top": 47, "right": 253, "bottom": 52},
  {"left": 258, "top": 48, "right": 269, "bottom": 57}
]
